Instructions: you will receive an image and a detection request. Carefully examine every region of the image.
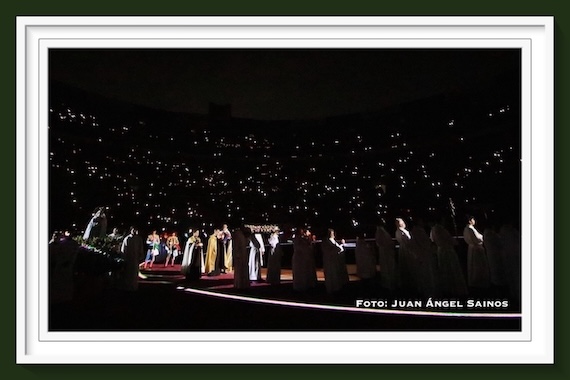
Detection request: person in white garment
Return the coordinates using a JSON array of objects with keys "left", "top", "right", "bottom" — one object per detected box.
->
[
  {"left": 254, "top": 226, "right": 265, "bottom": 268},
  {"left": 248, "top": 226, "right": 264, "bottom": 281}
]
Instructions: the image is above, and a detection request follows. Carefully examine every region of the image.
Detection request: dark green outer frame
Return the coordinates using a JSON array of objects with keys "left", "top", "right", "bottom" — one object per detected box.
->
[{"left": 3, "top": 0, "right": 564, "bottom": 377}]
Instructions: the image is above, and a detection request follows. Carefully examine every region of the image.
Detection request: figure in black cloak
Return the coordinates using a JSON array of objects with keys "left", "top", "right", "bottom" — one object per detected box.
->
[
  {"left": 410, "top": 217, "right": 439, "bottom": 298},
  {"left": 233, "top": 227, "right": 251, "bottom": 289},
  {"left": 321, "top": 228, "right": 349, "bottom": 295},
  {"left": 49, "top": 230, "right": 79, "bottom": 303},
  {"left": 395, "top": 217, "right": 419, "bottom": 296},
  {"left": 292, "top": 228, "right": 317, "bottom": 292},
  {"left": 463, "top": 215, "right": 491, "bottom": 294},
  {"left": 430, "top": 216, "right": 468, "bottom": 297},
  {"left": 375, "top": 222, "right": 398, "bottom": 294},
  {"left": 181, "top": 229, "right": 204, "bottom": 281},
  {"left": 266, "top": 227, "right": 283, "bottom": 285},
  {"left": 355, "top": 230, "right": 378, "bottom": 294}
]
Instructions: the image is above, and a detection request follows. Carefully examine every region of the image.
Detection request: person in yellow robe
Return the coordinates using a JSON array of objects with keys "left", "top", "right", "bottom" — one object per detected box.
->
[
  {"left": 222, "top": 224, "right": 233, "bottom": 273},
  {"left": 204, "top": 228, "right": 220, "bottom": 275}
]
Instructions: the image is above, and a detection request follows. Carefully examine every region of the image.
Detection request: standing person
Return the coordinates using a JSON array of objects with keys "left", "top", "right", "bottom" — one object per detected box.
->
[
  {"left": 97, "top": 207, "right": 108, "bottom": 239},
  {"left": 143, "top": 230, "right": 160, "bottom": 269},
  {"left": 410, "top": 218, "right": 439, "bottom": 298},
  {"left": 221, "top": 224, "right": 233, "bottom": 273},
  {"left": 159, "top": 231, "right": 169, "bottom": 262},
  {"left": 49, "top": 230, "right": 79, "bottom": 303},
  {"left": 500, "top": 220, "right": 521, "bottom": 305},
  {"left": 355, "top": 230, "right": 378, "bottom": 290},
  {"left": 248, "top": 226, "right": 263, "bottom": 282},
  {"left": 106, "top": 227, "right": 123, "bottom": 255},
  {"left": 82, "top": 207, "right": 104, "bottom": 240},
  {"left": 204, "top": 228, "right": 220, "bottom": 276},
  {"left": 395, "top": 217, "right": 418, "bottom": 296},
  {"left": 375, "top": 222, "right": 397, "bottom": 294},
  {"left": 483, "top": 220, "right": 508, "bottom": 294},
  {"left": 215, "top": 229, "right": 227, "bottom": 274},
  {"left": 181, "top": 229, "right": 204, "bottom": 281},
  {"left": 119, "top": 226, "right": 145, "bottom": 291},
  {"left": 233, "top": 227, "right": 251, "bottom": 289},
  {"left": 165, "top": 232, "right": 180, "bottom": 267},
  {"left": 108, "top": 227, "right": 122, "bottom": 240},
  {"left": 266, "top": 227, "right": 283, "bottom": 285},
  {"left": 430, "top": 217, "right": 468, "bottom": 297},
  {"left": 321, "top": 228, "right": 349, "bottom": 296},
  {"left": 253, "top": 226, "right": 266, "bottom": 269},
  {"left": 292, "top": 228, "right": 318, "bottom": 292},
  {"left": 463, "top": 215, "right": 491, "bottom": 294}
]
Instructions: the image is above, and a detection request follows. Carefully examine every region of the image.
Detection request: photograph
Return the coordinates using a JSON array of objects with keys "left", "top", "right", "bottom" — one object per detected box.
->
[{"left": 16, "top": 15, "right": 554, "bottom": 364}]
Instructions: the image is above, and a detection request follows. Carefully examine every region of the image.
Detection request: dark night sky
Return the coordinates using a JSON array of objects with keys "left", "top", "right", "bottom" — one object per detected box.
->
[{"left": 49, "top": 48, "right": 519, "bottom": 120}]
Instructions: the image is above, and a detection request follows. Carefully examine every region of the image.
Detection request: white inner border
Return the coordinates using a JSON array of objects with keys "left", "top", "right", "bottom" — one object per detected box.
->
[{"left": 16, "top": 16, "right": 554, "bottom": 364}]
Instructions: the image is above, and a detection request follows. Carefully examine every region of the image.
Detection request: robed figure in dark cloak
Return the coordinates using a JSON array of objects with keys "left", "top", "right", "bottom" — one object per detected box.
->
[
  {"left": 430, "top": 219, "right": 468, "bottom": 297},
  {"left": 292, "top": 228, "right": 317, "bottom": 292},
  {"left": 181, "top": 229, "right": 204, "bottom": 281},
  {"left": 395, "top": 217, "right": 419, "bottom": 296},
  {"left": 375, "top": 224, "right": 398, "bottom": 293},
  {"left": 232, "top": 228, "right": 251, "bottom": 289},
  {"left": 321, "top": 228, "right": 349, "bottom": 295},
  {"left": 355, "top": 232, "right": 378, "bottom": 292},
  {"left": 266, "top": 228, "right": 283, "bottom": 285}
]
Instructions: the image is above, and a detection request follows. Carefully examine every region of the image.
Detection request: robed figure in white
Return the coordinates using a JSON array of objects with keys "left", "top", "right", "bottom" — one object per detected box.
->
[
  {"left": 248, "top": 232, "right": 263, "bottom": 281},
  {"left": 82, "top": 207, "right": 106, "bottom": 240}
]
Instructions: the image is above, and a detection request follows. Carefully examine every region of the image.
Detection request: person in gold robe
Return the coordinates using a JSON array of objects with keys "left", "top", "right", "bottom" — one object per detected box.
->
[
  {"left": 204, "top": 228, "right": 220, "bottom": 275},
  {"left": 221, "top": 224, "right": 233, "bottom": 273}
]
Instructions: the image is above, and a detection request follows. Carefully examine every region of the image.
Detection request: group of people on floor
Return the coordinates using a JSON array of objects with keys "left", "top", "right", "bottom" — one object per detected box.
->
[
  {"left": 114, "top": 223, "right": 284, "bottom": 291},
  {"left": 66, "top": 208, "right": 521, "bottom": 305},
  {"left": 372, "top": 214, "right": 521, "bottom": 301}
]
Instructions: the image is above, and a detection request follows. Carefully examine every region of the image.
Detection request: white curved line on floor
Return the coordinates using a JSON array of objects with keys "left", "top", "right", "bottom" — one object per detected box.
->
[{"left": 178, "top": 286, "right": 522, "bottom": 319}]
